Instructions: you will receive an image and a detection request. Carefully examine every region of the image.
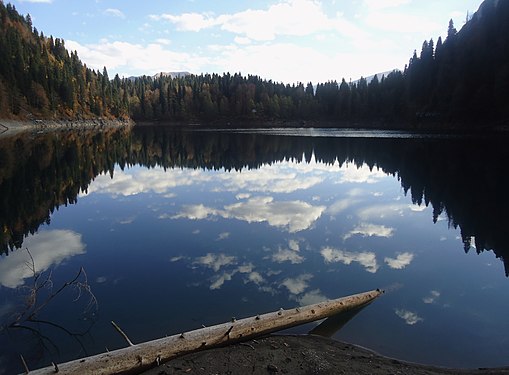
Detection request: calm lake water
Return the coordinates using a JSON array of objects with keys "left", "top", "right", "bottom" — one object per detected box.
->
[{"left": 1, "top": 125, "right": 509, "bottom": 373}]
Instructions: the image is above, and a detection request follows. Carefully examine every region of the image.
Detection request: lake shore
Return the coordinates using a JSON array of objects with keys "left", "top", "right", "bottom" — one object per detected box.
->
[
  {"left": 140, "top": 334, "right": 509, "bottom": 375},
  {"left": 0, "top": 118, "right": 133, "bottom": 138}
]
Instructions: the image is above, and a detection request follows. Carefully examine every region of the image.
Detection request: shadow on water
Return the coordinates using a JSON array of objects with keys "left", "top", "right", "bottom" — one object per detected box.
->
[{"left": 1, "top": 125, "right": 508, "bottom": 276}]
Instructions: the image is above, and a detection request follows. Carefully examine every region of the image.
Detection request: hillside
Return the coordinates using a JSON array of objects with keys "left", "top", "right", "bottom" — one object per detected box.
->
[{"left": 0, "top": 0, "right": 508, "bottom": 128}]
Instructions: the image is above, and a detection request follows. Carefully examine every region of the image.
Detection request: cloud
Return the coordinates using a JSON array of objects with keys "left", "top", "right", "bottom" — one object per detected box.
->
[
  {"left": 151, "top": 0, "right": 354, "bottom": 41},
  {"left": 363, "top": 0, "right": 410, "bottom": 10},
  {"left": 84, "top": 168, "right": 210, "bottom": 197},
  {"left": 218, "top": 166, "right": 323, "bottom": 194},
  {"left": 327, "top": 198, "right": 360, "bottom": 215},
  {"left": 423, "top": 290, "right": 441, "bottom": 304},
  {"left": 223, "top": 197, "right": 326, "bottom": 232},
  {"left": 150, "top": 12, "right": 218, "bottom": 32},
  {"left": 0, "top": 230, "right": 86, "bottom": 288},
  {"left": 104, "top": 8, "right": 126, "bottom": 19},
  {"left": 344, "top": 223, "right": 394, "bottom": 240},
  {"left": 216, "top": 232, "right": 230, "bottom": 241},
  {"left": 295, "top": 289, "right": 328, "bottom": 306},
  {"left": 280, "top": 273, "right": 313, "bottom": 295},
  {"left": 364, "top": 12, "right": 442, "bottom": 34},
  {"left": 384, "top": 252, "right": 414, "bottom": 269},
  {"left": 235, "top": 193, "right": 250, "bottom": 200},
  {"left": 194, "top": 253, "right": 236, "bottom": 272},
  {"left": 395, "top": 309, "right": 423, "bottom": 325},
  {"left": 338, "top": 163, "right": 388, "bottom": 184},
  {"left": 356, "top": 203, "right": 411, "bottom": 220},
  {"left": 234, "top": 36, "right": 252, "bottom": 45},
  {"left": 171, "top": 196, "right": 326, "bottom": 233},
  {"left": 210, "top": 271, "right": 236, "bottom": 290},
  {"left": 321, "top": 247, "right": 379, "bottom": 273},
  {"left": 271, "top": 248, "right": 304, "bottom": 264},
  {"left": 246, "top": 271, "right": 265, "bottom": 285},
  {"left": 288, "top": 239, "right": 300, "bottom": 251},
  {"left": 66, "top": 39, "right": 205, "bottom": 77}
]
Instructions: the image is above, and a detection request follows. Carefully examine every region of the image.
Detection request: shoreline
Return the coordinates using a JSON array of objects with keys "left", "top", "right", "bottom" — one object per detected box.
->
[
  {"left": 2, "top": 118, "right": 508, "bottom": 139},
  {"left": 0, "top": 118, "right": 133, "bottom": 138},
  {"left": 139, "top": 334, "right": 509, "bottom": 375}
]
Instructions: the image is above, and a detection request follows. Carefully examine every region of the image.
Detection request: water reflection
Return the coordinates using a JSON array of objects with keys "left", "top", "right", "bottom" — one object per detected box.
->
[
  {"left": 0, "top": 229, "right": 85, "bottom": 288},
  {"left": 1, "top": 126, "right": 509, "bottom": 371},
  {"left": 2, "top": 126, "right": 507, "bottom": 275}
]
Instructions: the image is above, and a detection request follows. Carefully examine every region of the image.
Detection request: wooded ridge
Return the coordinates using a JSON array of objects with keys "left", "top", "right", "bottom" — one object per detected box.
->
[{"left": 0, "top": 0, "right": 508, "bottom": 129}]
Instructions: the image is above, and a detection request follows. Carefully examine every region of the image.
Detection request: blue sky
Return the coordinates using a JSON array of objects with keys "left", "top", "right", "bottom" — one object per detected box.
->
[{"left": 12, "top": 0, "right": 483, "bottom": 84}]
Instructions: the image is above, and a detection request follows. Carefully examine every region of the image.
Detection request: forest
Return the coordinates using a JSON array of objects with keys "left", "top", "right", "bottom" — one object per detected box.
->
[{"left": 0, "top": 0, "right": 508, "bottom": 128}]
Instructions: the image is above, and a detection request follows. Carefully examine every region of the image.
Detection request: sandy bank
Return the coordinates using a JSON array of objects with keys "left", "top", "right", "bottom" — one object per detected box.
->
[{"left": 139, "top": 335, "right": 509, "bottom": 375}]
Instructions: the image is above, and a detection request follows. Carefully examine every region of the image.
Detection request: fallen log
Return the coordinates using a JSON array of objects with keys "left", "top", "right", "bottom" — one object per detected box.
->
[{"left": 28, "top": 289, "right": 383, "bottom": 375}]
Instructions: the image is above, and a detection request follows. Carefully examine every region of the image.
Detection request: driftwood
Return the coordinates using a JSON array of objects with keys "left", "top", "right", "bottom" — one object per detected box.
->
[{"left": 28, "top": 289, "right": 383, "bottom": 375}]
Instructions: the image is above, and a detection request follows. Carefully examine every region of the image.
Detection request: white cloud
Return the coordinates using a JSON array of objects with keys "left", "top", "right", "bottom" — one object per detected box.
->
[
  {"left": 152, "top": 0, "right": 347, "bottom": 41},
  {"left": 357, "top": 203, "right": 410, "bottom": 220},
  {"left": 84, "top": 168, "right": 210, "bottom": 197},
  {"left": 0, "top": 230, "right": 86, "bottom": 288},
  {"left": 210, "top": 271, "right": 236, "bottom": 290},
  {"left": 216, "top": 232, "right": 230, "bottom": 241},
  {"left": 327, "top": 198, "right": 360, "bottom": 215},
  {"left": 423, "top": 290, "right": 441, "bottom": 304},
  {"left": 167, "top": 204, "right": 215, "bottom": 220},
  {"left": 281, "top": 273, "right": 313, "bottom": 295},
  {"left": 363, "top": 0, "right": 410, "bottom": 11},
  {"left": 66, "top": 39, "right": 205, "bottom": 77},
  {"left": 365, "top": 12, "right": 442, "bottom": 34},
  {"left": 344, "top": 223, "right": 394, "bottom": 240},
  {"left": 234, "top": 36, "right": 251, "bottom": 45},
  {"left": 409, "top": 204, "right": 427, "bottom": 212},
  {"left": 295, "top": 289, "right": 328, "bottom": 306},
  {"left": 154, "top": 38, "right": 172, "bottom": 46},
  {"left": 246, "top": 271, "right": 265, "bottom": 285},
  {"left": 171, "top": 196, "right": 325, "bottom": 233},
  {"left": 321, "top": 247, "right": 379, "bottom": 273},
  {"left": 395, "top": 309, "right": 423, "bottom": 325},
  {"left": 104, "top": 8, "right": 126, "bottom": 19},
  {"left": 218, "top": 166, "right": 323, "bottom": 194},
  {"left": 339, "top": 163, "right": 388, "bottom": 184},
  {"left": 288, "top": 239, "right": 300, "bottom": 252},
  {"left": 271, "top": 248, "right": 304, "bottom": 264},
  {"left": 384, "top": 252, "right": 414, "bottom": 269},
  {"left": 223, "top": 197, "right": 326, "bottom": 232},
  {"left": 194, "top": 253, "right": 236, "bottom": 272},
  {"left": 151, "top": 12, "right": 218, "bottom": 32},
  {"left": 235, "top": 193, "right": 250, "bottom": 200}
]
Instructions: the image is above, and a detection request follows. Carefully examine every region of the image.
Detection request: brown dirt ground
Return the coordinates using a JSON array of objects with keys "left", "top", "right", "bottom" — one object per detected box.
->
[{"left": 139, "top": 335, "right": 509, "bottom": 375}]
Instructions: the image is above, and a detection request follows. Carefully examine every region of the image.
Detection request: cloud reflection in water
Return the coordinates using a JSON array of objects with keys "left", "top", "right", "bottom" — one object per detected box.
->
[{"left": 0, "top": 230, "right": 86, "bottom": 288}]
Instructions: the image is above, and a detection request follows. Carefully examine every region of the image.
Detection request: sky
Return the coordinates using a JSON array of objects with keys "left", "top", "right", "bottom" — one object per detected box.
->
[{"left": 11, "top": 0, "right": 484, "bottom": 85}]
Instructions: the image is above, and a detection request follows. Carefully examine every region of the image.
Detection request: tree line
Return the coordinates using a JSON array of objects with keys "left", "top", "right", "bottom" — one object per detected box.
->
[{"left": 1, "top": 0, "right": 508, "bottom": 128}]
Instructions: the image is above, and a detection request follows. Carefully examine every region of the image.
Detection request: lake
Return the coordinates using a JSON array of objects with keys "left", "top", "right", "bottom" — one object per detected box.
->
[{"left": 1, "top": 125, "right": 509, "bottom": 373}]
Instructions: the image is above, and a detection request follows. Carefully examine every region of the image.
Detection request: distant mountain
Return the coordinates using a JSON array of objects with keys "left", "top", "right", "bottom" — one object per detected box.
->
[
  {"left": 126, "top": 71, "right": 191, "bottom": 82},
  {"left": 353, "top": 70, "right": 399, "bottom": 84},
  {"left": 153, "top": 71, "right": 191, "bottom": 79}
]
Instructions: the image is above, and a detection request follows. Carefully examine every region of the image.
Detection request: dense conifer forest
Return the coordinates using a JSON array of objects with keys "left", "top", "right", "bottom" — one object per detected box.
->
[{"left": 0, "top": 0, "right": 508, "bottom": 128}]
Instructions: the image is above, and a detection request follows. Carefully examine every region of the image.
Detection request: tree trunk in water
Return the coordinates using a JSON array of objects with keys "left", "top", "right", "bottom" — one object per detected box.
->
[{"left": 28, "top": 289, "right": 383, "bottom": 375}]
